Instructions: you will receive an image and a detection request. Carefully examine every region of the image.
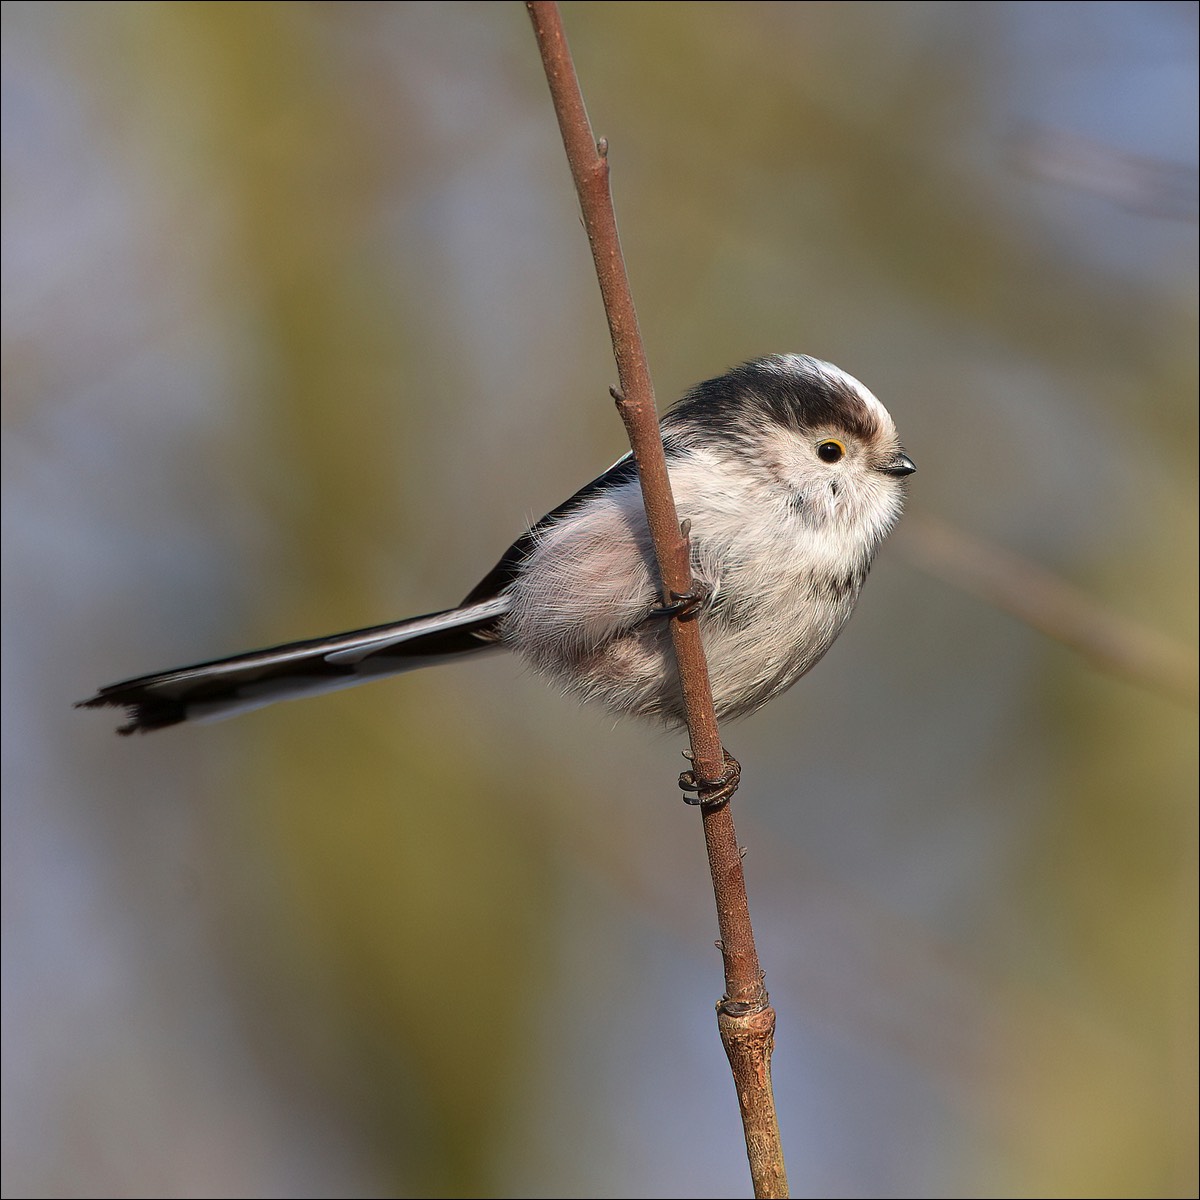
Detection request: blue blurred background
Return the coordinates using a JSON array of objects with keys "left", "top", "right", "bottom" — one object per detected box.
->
[{"left": 3, "top": 3, "right": 1196, "bottom": 1196}]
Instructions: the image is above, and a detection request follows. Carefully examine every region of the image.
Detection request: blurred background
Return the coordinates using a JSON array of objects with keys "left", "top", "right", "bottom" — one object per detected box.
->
[{"left": 3, "top": 3, "right": 1196, "bottom": 1196}]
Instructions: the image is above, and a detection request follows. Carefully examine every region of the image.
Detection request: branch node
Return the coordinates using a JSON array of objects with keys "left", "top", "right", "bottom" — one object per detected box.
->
[
  {"left": 721, "top": 970, "right": 770, "bottom": 1016},
  {"left": 596, "top": 135, "right": 609, "bottom": 158},
  {"left": 719, "top": 999, "right": 758, "bottom": 1018}
]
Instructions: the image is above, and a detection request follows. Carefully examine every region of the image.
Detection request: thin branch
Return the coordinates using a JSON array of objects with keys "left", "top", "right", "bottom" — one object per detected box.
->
[
  {"left": 525, "top": 4, "right": 786, "bottom": 1196},
  {"left": 899, "top": 514, "right": 1198, "bottom": 709}
]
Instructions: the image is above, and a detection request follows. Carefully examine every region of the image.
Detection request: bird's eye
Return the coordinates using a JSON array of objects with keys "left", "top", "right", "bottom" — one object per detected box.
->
[{"left": 816, "top": 439, "right": 846, "bottom": 463}]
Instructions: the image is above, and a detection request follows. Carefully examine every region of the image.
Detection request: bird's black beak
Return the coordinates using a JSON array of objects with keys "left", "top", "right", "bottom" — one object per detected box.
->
[{"left": 878, "top": 451, "right": 916, "bottom": 477}]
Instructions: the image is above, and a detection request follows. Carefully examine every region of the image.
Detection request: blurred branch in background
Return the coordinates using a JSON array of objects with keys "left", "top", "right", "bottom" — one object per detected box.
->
[
  {"left": 1010, "top": 123, "right": 1199, "bottom": 223},
  {"left": 898, "top": 513, "right": 1198, "bottom": 709}
]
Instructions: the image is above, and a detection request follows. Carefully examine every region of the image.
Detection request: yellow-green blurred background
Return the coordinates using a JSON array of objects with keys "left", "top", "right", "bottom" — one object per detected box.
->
[{"left": 3, "top": 3, "right": 1196, "bottom": 1196}]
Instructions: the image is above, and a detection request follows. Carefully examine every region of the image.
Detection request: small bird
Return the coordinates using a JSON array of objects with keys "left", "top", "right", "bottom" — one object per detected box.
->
[{"left": 80, "top": 355, "right": 914, "bottom": 737}]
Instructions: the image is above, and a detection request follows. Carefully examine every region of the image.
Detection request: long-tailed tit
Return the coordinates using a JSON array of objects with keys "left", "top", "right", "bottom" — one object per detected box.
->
[{"left": 80, "top": 354, "right": 915, "bottom": 735}]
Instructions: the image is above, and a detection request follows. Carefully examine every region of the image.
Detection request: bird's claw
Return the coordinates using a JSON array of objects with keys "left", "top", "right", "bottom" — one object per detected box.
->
[
  {"left": 650, "top": 584, "right": 709, "bottom": 621},
  {"left": 679, "top": 749, "right": 741, "bottom": 809}
]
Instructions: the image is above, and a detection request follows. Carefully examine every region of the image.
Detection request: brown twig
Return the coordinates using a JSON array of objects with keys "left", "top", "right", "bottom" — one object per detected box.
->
[
  {"left": 899, "top": 514, "right": 1198, "bottom": 709},
  {"left": 525, "top": 3, "right": 787, "bottom": 1196}
]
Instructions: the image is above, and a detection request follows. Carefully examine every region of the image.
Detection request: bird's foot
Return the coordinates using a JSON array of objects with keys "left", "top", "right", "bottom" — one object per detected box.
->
[{"left": 679, "top": 748, "right": 741, "bottom": 809}]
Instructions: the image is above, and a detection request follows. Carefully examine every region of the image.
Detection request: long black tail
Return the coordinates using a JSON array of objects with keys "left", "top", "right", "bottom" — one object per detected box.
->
[{"left": 78, "top": 596, "right": 509, "bottom": 735}]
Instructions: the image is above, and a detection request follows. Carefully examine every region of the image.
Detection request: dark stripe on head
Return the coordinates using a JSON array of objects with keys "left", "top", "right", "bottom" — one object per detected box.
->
[{"left": 664, "top": 355, "right": 883, "bottom": 447}]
